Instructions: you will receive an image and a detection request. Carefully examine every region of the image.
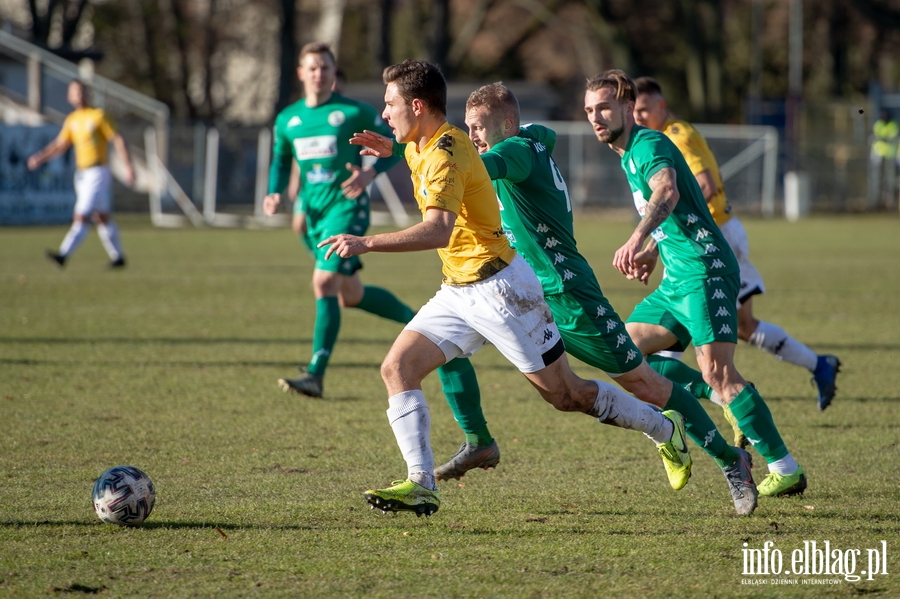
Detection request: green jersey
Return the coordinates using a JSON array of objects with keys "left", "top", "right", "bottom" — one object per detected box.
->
[
  {"left": 268, "top": 93, "right": 399, "bottom": 214},
  {"left": 621, "top": 126, "right": 739, "bottom": 282},
  {"left": 481, "top": 124, "right": 595, "bottom": 295}
]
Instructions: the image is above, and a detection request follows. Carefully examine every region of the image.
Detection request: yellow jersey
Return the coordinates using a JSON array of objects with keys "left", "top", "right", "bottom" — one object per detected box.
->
[
  {"left": 404, "top": 122, "right": 516, "bottom": 285},
  {"left": 662, "top": 118, "right": 733, "bottom": 226},
  {"left": 57, "top": 107, "right": 118, "bottom": 170}
]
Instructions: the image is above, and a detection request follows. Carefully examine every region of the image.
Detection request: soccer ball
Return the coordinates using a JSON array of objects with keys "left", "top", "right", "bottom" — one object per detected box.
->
[{"left": 92, "top": 466, "right": 156, "bottom": 526}]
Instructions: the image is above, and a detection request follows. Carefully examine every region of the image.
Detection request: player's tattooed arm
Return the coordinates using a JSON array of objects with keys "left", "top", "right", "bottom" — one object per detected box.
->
[
  {"left": 613, "top": 167, "right": 677, "bottom": 278},
  {"left": 636, "top": 167, "right": 679, "bottom": 238}
]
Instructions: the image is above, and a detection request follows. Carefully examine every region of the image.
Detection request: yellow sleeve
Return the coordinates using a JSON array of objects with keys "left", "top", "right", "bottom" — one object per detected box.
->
[
  {"left": 57, "top": 115, "right": 73, "bottom": 144},
  {"left": 97, "top": 112, "right": 118, "bottom": 141},
  {"left": 422, "top": 155, "right": 464, "bottom": 215},
  {"left": 668, "top": 129, "right": 707, "bottom": 176}
]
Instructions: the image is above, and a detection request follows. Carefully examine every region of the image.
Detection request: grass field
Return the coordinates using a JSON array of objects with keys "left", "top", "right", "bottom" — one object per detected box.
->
[{"left": 1, "top": 214, "right": 899, "bottom": 598}]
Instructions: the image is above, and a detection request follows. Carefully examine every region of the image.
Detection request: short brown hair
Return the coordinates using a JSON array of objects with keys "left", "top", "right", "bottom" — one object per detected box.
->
[
  {"left": 382, "top": 59, "right": 446, "bottom": 116},
  {"left": 465, "top": 82, "right": 520, "bottom": 129},
  {"left": 585, "top": 69, "right": 636, "bottom": 103},
  {"left": 634, "top": 76, "right": 663, "bottom": 97},
  {"left": 299, "top": 42, "right": 335, "bottom": 66}
]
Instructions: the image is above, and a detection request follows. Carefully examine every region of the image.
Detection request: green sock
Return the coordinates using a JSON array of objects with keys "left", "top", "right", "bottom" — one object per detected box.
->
[
  {"left": 436, "top": 357, "right": 492, "bottom": 444},
  {"left": 353, "top": 286, "right": 416, "bottom": 323},
  {"left": 646, "top": 354, "right": 715, "bottom": 400},
  {"left": 728, "top": 385, "right": 788, "bottom": 464},
  {"left": 307, "top": 296, "right": 340, "bottom": 377},
  {"left": 664, "top": 383, "right": 736, "bottom": 467}
]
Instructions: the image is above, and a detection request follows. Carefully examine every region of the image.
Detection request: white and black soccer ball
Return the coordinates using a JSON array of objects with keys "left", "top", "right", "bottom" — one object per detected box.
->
[{"left": 92, "top": 466, "right": 156, "bottom": 526}]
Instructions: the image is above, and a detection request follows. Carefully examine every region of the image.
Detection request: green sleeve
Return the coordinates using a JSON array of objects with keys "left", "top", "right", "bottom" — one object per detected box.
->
[
  {"left": 519, "top": 123, "right": 557, "bottom": 154},
  {"left": 480, "top": 139, "right": 532, "bottom": 183},
  {"left": 268, "top": 119, "right": 294, "bottom": 194}
]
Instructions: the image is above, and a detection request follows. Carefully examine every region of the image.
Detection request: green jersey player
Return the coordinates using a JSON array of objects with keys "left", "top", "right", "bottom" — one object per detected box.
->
[
  {"left": 584, "top": 70, "right": 807, "bottom": 497},
  {"left": 445, "top": 82, "right": 756, "bottom": 515},
  {"left": 263, "top": 43, "right": 480, "bottom": 408}
]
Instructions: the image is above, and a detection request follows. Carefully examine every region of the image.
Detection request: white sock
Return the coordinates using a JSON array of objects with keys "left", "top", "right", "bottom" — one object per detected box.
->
[
  {"left": 96, "top": 221, "right": 123, "bottom": 261},
  {"left": 588, "top": 380, "right": 673, "bottom": 444},
  {"left": 748, "top": 321, "right": 818, "bottom": 371},
  {"left": 59, "top": 221, "right": 88, "bottom": 256},
  {"left": 709, "top": 389, "right": 727, "bottom": 407},
  {"left": 768, "top": 454, "right": 800, "bottom": 475},
  {"left": 386, "top": 390, "right": 435, "bottom": 490},
  {"left": 656, "top": 350, "right": 684, "bottom": 361}
]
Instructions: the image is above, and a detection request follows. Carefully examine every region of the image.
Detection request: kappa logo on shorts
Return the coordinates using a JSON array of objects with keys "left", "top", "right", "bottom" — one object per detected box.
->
[
  {"left": 596, "top": 305, "right": 607, "bottom": 317},
  {"left": 687, "top": 213, "right": 699, "bottom": 225},
  {"left": 553, "top": 252, "right": 566, "bottom": 264},
  {"left": 711, "top": 259, "right": 726, "bottom": 269},
  {"left": 562, "top": 270, "right": 575, "bottom": 281},
  {"left": 543, "top": 329, "right": 555, "bottom": 342},
  {"left": 695, "top": 228, "right": 711, "bottom": 241},
  {"left": 626, "top": 349, "right": 638, "bottom": 362},
  {"left": 616, "top": 333, "right": 628, "bottom": 348},
  {"left": 707, "top": 276, "right": 723, "bottom": 283},
  {"left": 705, "top": 244, "right": 719, "bottom": 253},
  {"left": 606, "top": 320, "right": 617, "bottom": 332},
  {"left": 712, "top": 288, "right": 727, "bottom": 300},
  {"left": 719, "top": 324, "right": 733, "bottom": 335},
  {"left": 715, "top": 306, "right": 731, "bottom": 317},
  {"left": 536, "top": 223, "right": 550, "bottom": 233},
  {"left": 544, "top": 237, "right": 560, "bottom": 249}
]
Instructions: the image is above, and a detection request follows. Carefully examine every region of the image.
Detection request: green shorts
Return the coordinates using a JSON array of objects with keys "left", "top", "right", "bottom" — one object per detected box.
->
[
  {"left": 545, "top": 283, "right": 643, "bottom": 375},
  {"left": 299, "top": 198, "right": 369, "bottom": 275},
  {"left": 626, "top": 272, "right": 740, "bottom": 348}
]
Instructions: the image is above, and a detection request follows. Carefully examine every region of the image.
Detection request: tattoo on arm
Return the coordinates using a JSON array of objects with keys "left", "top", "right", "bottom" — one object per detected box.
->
[{"left": 637, "top": 168, "right": 678, "bottom": 236}]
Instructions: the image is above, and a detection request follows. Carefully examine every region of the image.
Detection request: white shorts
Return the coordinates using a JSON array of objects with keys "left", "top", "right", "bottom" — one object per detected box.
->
[
  {"left": 406, "top": 254, "right": 564, "bottom": 374},
  {"left": 73, "top": 165, "right": 113, "bottom": 216},
  {"left": 719, "top": 216, "right": 765, "bottom": 306}
]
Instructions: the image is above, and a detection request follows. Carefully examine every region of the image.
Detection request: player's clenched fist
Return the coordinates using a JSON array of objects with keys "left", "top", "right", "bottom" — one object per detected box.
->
[{"left": 263, "top": 193, "right": 281, "bottom": 215}]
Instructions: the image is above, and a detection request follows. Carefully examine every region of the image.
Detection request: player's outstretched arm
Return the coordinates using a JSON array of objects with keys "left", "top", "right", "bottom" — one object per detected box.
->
[
  {"left": 319, "top": 207, "right": 455, "bottom": 259},
  {"left": 350, "top": 130, "right": 394, "bottom": 158},
  {"left": 27, "top": 137, "right": 70, "bottom": 170}
]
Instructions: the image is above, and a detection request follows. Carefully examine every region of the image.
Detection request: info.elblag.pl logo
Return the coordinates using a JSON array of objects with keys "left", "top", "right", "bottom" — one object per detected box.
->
[{"left": 741, "top": 540, "right": 889, "bottom": 585}]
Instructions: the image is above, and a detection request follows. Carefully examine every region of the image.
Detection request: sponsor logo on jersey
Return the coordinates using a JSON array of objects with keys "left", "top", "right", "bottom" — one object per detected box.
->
[
  {"left": 651, "top": 228, "right": 667, "bottom": 242},
  {"left": 306, "top": 164, "right": 336, "bottom": 184},
  {"left": 287, "top": 116, "right": 302, "bottom": 128},
  {"left": 504, "top": 229, "right": 516, "bottom": 243},
  {"left": 293, "top": 135, "right": 338, "bottom": 160},
  {"left": 327, "top": 111, "right": 345, "bottom": 127},
  {"left": 429, "top": 175, "right": 454, "bottom": 186}
]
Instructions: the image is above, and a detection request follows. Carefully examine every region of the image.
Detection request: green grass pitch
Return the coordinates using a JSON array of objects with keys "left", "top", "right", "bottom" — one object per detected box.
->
[{"left": 1, "top": 214, "right": 898, "bottom": 598}]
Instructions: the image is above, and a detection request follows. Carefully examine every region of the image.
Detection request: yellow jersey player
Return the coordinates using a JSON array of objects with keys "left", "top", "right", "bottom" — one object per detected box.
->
[
  {"left": 633, "top": 76, "right": 840, "bottom": 412},
  {"left": 27, "top": 80, "right": 134, "bottom": 268},
  {"left": 323, "top": 60, "right": 692, "bottom": 516}
]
